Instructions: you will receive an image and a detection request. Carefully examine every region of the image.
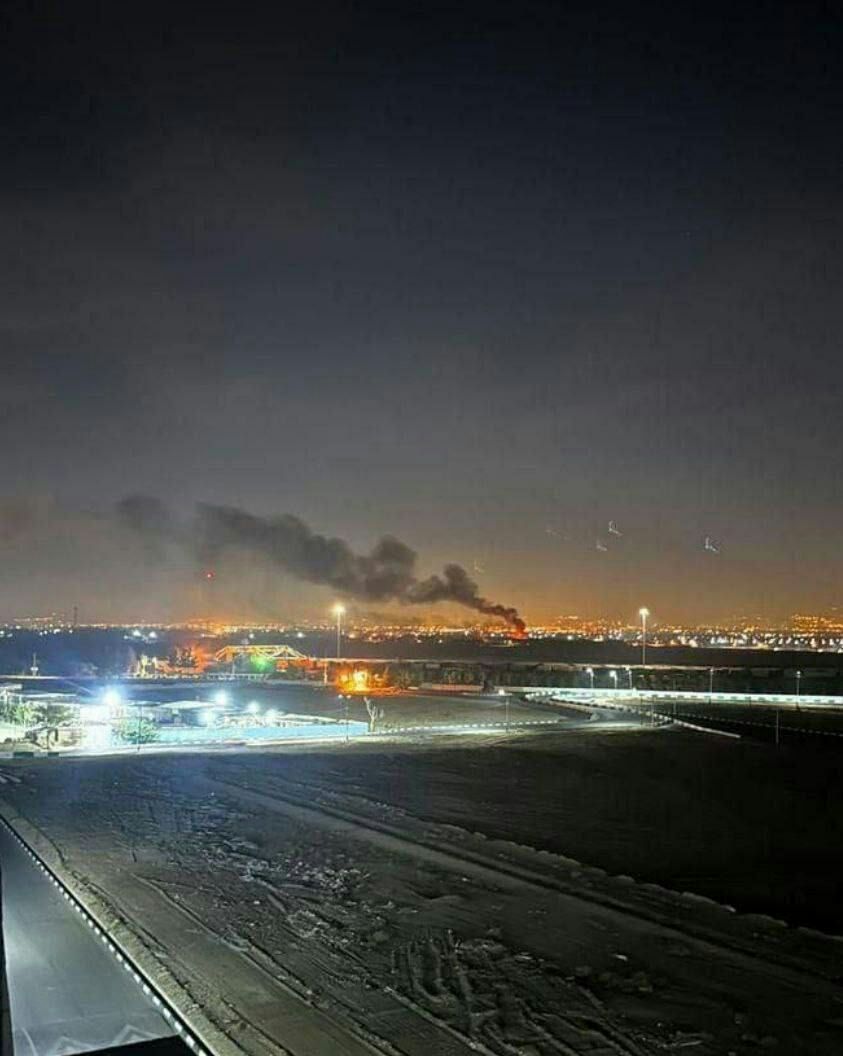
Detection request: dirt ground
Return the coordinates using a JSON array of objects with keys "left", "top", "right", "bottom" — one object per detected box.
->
[
  {"left": 268, "top": 726, "right": 843, "bottom": 932},
  {"left": 248, "top": 684, "right": 571, "bottom": 730},
  {"left": 2, "top": 727, "right": 843, "bottom": 1056}
]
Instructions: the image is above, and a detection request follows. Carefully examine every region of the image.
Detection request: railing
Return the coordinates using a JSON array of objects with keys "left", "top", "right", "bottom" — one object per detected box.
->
[{"left": 521, "top": 687, "right": 843, "bottom": 707}]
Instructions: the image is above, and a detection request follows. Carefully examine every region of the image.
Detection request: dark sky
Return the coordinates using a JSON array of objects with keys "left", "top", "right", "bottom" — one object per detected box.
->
[{"left": 2, "top": 1, "right": 843, "bottom": 624}]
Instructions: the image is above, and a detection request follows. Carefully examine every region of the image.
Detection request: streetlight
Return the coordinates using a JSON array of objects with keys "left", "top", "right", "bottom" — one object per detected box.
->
[
  {"left": 625, "top": 666, "right": 633, "bottom": 690},
  {"left": 639, "top": 608, "right": 650, "bottom": 667},
  {"left": 103, "top": 688, "right": 122, "bottom": 709},
  {"left": 214, "top": 690, "right": 229, "bottom": 707},
  {"left": 585, "top": 666, "right": 594, "bottom": 691},
  {"left": 708, "top": 667, "right": 714, "bottom": 703},
  {"left": 796, "top": 669, "right": 802, "bottom": 711},
  {"left": 609, "top": 669, "right": 618, "bottom": 692},
  {"left": 332, "top": 603, "right": 345, "bottom": 660}
]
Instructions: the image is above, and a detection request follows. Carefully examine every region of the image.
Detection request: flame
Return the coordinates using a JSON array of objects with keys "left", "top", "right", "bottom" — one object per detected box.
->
[{"left": 339, "top": 669, "right": 371, "bottom": 693}]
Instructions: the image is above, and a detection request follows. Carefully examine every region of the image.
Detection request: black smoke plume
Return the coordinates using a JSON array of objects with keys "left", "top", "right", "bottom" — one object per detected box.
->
[
  {"left": 407, "top": 564, "right": 525, "bottom": 632},
  {"left": 115, "top": 495, "right": 177, "bottom": 540},
  {"left": 117, "top": 496, "right": 526, "bottom": 632}
]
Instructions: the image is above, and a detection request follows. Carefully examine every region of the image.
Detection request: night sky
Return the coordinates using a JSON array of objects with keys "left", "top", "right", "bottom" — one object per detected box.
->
[{"left": 2, "top": 2, "right": 843, "bottom": 624}]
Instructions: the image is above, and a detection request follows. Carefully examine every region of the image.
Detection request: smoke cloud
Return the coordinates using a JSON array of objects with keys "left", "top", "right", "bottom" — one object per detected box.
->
[
  {"left": 407, "top": 564, "right": 525, "bottom": 631},
  {"left": 115, "top": 495, "right": 180, "bottom": 558},
  {"left": 118, "top": 496, "right": 526, "bottom": 631}
]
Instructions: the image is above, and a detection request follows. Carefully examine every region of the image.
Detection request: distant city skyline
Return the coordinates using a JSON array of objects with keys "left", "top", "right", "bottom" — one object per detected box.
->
[{"left": 5, "top": 600, "right": 843, "bottom": 635}]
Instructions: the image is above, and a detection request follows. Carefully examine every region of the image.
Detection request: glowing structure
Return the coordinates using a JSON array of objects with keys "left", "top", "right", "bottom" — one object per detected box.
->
[
  {"left": 338, "top": 669, "right": 370, "bottom": 693},
  {"left": 213, "top": 644, "right": 308, "bottom": 671}
]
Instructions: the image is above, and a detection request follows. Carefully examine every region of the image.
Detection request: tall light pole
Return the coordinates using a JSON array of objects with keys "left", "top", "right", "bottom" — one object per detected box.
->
[
  {"left": 639, "top": 608, "right": 650, "bottom": 668},
  {"left": 609, "top": 669, "right": 618, "bottom": 692},
  {"left": 796, "top": 669, "right": 802, "bottom": 711},
  {"left": 332, "top": 603, "right": 345, "bottom": 660},
  {"left": 586, "top": 666, "right": 594, "bottom": 691},
  {"left": 708, "top": 666, "right": 714, "bottom": 703},
  {"left": 625, "top": 666, "right": 633, "bottom": 690}
]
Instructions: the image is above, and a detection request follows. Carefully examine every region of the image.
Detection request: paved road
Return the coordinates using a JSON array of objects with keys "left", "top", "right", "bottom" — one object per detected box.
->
[{"left": 0, "top": 823, "right": 175, "bottom": 1056}]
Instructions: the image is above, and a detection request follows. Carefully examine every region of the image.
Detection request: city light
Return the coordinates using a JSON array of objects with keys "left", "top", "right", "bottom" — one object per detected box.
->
[
  {"left": 214, "top": 690, "right": 229, "bottom": 706},
  {"left": 246, "top": 701, "right": 260, "bottom": 715},
  {"left": 102, "top": 688, "right": 122, "bottom": 708}
]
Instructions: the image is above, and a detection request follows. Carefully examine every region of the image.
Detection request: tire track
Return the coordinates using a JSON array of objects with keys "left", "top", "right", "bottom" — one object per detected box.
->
[{"left": 205, "top": 772, "right": 843, "bottom": 993}]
